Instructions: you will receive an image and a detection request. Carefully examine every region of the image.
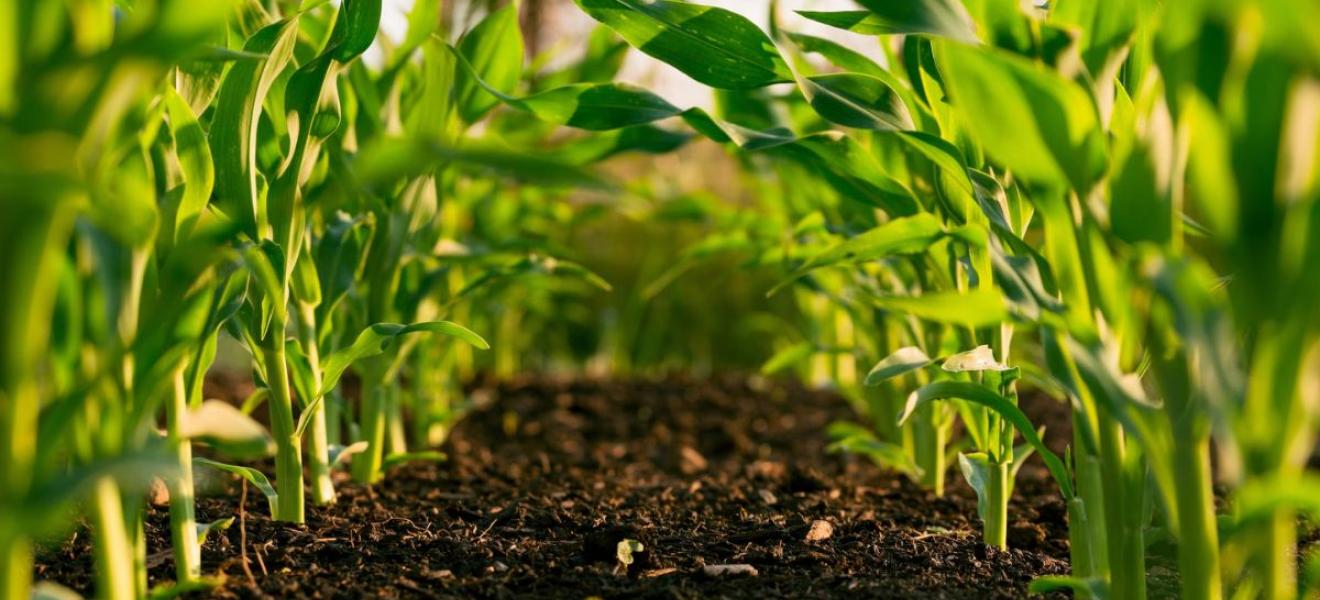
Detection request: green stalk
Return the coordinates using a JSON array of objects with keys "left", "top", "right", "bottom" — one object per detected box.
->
[
  {"left": 1067, "top": 496, "right": 1097, "bottom": 585},
  {"left": 298, "top": 305, "right": 335, "bottom": 505},
  {"left": 912, "top": 405, "right": 946, "bottom": 496},
  {"left": 1259, "top": 508, "right": 1297, "bottom": 600},
  {"left": 7, "top": 201, "right": 87, "bottom": 599},
  {"left": 325, "top": 389, "right": 343, "bottom": 447},
  {"left": 0, "top": 525, "right": 30, "bottom": 600},
  {"left": 1171, "top": 436, "right": 1221, "bottom": 600},
  {"left": 386, "top": 384, "right": 408, "bottom": 456},
  {"left": 90, "top": 477, "right": 135, "bottom": 600},
  {"left": 1072, "top": 420, "right": 1111, "bottom": 579},
  {"left": 985, "top": 459, "right": 1010, "bottom": 549},
  {"left": 165, "top": 366, "right": 200, "bottom": 582},
  {"left": 1097, "top": 409, "right": 1145, "bottom": 599},
  {"left": 352, "top": 373, "right": 385, "bottom": 484},
  {"left": 261, "top": 321, "right": 304, "bottom": 523}
]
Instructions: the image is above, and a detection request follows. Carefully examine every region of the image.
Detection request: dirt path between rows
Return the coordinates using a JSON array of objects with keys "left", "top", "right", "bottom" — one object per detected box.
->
[{"left": 38, "top": 375, "right": 1086, "bottom": 599}]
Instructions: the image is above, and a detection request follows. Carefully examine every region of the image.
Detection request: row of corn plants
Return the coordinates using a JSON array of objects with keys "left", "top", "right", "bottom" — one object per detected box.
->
[
  {"left": 0, "top": 0, "right": 644, "bottom": 597},
  {"left": 522, "top": 0, "right": 1317, "bottom": 598}
]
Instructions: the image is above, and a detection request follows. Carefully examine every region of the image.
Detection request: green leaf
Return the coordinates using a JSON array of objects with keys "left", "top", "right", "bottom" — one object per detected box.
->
[
  {"left": 864, "top": 346, "right": 933, "bottom": 385},
  {"left": 315, "top": 321, "right": 488, "bottom": 400},
  {"left": 164, "top": 87, "right": 215, "bottom": 242},
  {"left": 575, "top": 0, "right": 792, "bottom": 89},
  {"left": 870, "top": 287, "right": 1009, "bottom": 328},
  {"left": 209, "top": 18, "right": 301, "bottom": 238},
  {"left": 797, "top": 10, "right": 895, "bottom": 36},
  {"left": 1029, "top": 575, "right": 1110, "bottom": 598},
  {"left": 453, "top": 4, "right": 524, "bottom": 124},
  {"left": 938, "top": 42, "right": 1106, "bottom": 191},
  {"left": 941, "top": 345, "right": 1009, "bottom": 373},
  {"left": 524, "top": 84, "right": 683, "bottom": 131},
  {"left": 194, "top": 458, "right": 279, "bottom": 518},
  {"left": 354, "top": 137, "right": 606, "bottom": 188},
  {"left": 181, "top": 400, "right": 274, "bottom": 459},
  {"left": 770, "top": 213, "right": 944, "bottom": 295},
  {"left": 328, "top": 441, "right": 370, "bottom": 468},
  {"left": 761, "top": 341, "right": 814, "bottom": 375},
  {"left": 827, "top": 421, "right": 923, "bottom": 477},
  {"left": 900, "top": 381, "right": 1073, "bottom": 498},
  {"left": 195, "top": 517, "right": 235, "bottom": 546},
  {"left": 853, "top": 0, "right": 978, "bottom": 42},
  {"left": 398, "top": 0, "right": 441, "bottom": 60},
  {"left": 957, "top": 452, "right": 998, "bottom": 527},
  {"left": 801, "top": 73, "right": 915, "bottom": 131},
  {"left": 331, "top": 0, "right": 383, "bottom": 62},
  {"left": 787, "top": 32, "right": 886, "bottom": 78}
]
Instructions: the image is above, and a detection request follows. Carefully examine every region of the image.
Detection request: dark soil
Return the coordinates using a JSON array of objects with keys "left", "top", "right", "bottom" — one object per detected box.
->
[{"left": 35, "top": 375, "right": 1075, "bottom": 599}]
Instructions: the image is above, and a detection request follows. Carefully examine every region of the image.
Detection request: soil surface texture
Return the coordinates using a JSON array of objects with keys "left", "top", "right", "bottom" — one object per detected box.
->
[{"left": 36, "top": 375, "right": 1078, "bottom": 599}]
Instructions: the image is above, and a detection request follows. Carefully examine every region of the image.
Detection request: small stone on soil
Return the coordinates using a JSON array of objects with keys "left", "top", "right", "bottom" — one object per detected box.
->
[
  {"left": 805, "top": 520, "right": 834, "bottom": 542},
  {"left": 701, "top": 564, "right": 759, "bottom": 578}
]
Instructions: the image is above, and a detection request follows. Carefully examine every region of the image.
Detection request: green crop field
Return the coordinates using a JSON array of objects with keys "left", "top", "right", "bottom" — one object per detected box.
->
[{"left": 1, "top": 0, "right": 1318, "bottom": 598}]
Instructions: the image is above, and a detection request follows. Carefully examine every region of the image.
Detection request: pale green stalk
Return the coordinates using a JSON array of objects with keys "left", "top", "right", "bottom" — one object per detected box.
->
[
  {"left": 352, "top": 373, "right": 385, "bottom": 484},
  {"left": 262, "top": 318, "right": 305, "bottom": 523},
  {"left": 298, "top": 304, "right": 335, "bottom": 505},
  {"left": 165, "top": 366, "right": 201, "bottom": 582},
  {"left": 90, "top": 477, "right": 135, "bottom": 600}
]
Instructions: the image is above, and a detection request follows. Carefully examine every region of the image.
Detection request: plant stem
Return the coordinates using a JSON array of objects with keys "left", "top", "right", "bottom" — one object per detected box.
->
[
  {"left": 352, "top": 374, "right": 385, "bottom": 484},
  {"left": 1097, "top": 409, "right": 1145, "bottom": 599},
  {"left": 0, "top": 525, "right": 31, "bottom": 600},
  {"left": 91, "top": 476, "right": 135, "bottom": 600},
  {"left": 1260, "top": 507, "right": 1296, "bottom": 600},
  {"left": 912, "top": 406, "right": 946, "bottom": 496},
  {"left": 298, "top": 306, "right": 335, "bottom": 505},
  {"left": 1072, "top": 411, "right": 1110, "bottom": 580},
  {"left": 985, "top": 459, "right": 1010, "bottom": 550},
  {"left": 386, "top": 384, "right": 407, "bottom": 456},
  {"left": 262, "top": 323, "right": 305, "bottom": 523},
  {"left": 1067, "top": 495, "right": 1097, "bottom": 587},
  {"left": 1171, "top": 436, "right": 1221, "bottom": 600},
  {"left": 166, "top": 366, "right": 200, "bottom": 583}
]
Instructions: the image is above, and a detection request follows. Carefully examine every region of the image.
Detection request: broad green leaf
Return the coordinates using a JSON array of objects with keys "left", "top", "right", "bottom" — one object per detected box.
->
[
  {"left": 331, "top": 0, "right": 382, "bottom": 62},
  {"left": 31, "top": 583, "right": 82, "bottom": 600},
  {"left": 942, "top": 345, "right": 1009, "bottom": 372},
  {"left": 853, "top": 0, "right": 978, "bottom": 42},
  {"left": 797, "top": 10, "right": 894, "bottom": 36},
  {"left": 523, "top": 84, "right": 682, "bottom": 131},
  {"left": 194, "top": 458, "right": 278, "bottom": 518},
  {"left": 354, "top": 137, "right": 605, "bottom": 188},
  {"left": 398, "top": 0, "right": 441, "bottom": 60},
  {"left": 787, "top": 32, "right": 886, "bottom": 78},
  {"left": 957, "top": 452, "right": 999, "bottom": 527},
  {"left": 181, "top": 400, "right": 274, "bottom": 459},
  {"left": 195, "top": 517, "right": 235, "bottom": 546},
  {"left": 771, "top": 213, "right": 944, "bottom": 295},
  {"left": 316, "top": 321, "right": 489, "bottom": 401},
  {"left": 328, "top": 441, "right": 370, "bottom": 467},
  {"left": 761, "top": 341, "right": 814, "bottom": 375},
  {"left": 864, "top": 346, "right": 932, "bottom": 385},
  {"left": 827, "top": 422, "right": 923, "bottom": 477},
  {"left": 575, "top": 0, "right": 792, "bottom": 89},
  {"left": 938, "top": 42, "right": 1106, "bottom": 192},
  {"left": 164, "top": 87, "right": 215, "bottom": 242},
  {"left": 453, "top": 5, "right": 524, "bottom": 124},
  {"left": 209, "top": 18, "right": 300, "bottom": 238},
  {"left": 1029, "top": 576, "right": 1110, "bottom": 599},
  {"left": 801, "top": 73, "right": 915, "bottom": 131},
  {"left": 870, "top": 287, "right": 1009, "bottom": 328},
  {"left": 899, "top": 380, "right": 1073, "bottom": 498}
]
